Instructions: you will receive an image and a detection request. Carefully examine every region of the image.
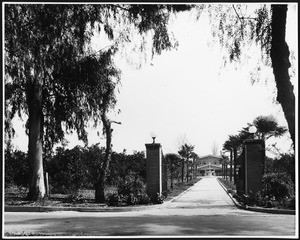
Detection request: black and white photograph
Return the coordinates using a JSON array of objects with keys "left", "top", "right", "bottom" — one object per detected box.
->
[{"left": 2, "top": 1, "right": 298, "bottom": 238}]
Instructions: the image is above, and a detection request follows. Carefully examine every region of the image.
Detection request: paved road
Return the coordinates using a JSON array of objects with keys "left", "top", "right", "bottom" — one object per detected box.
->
[
  {"left": 162, "top": 176, "right": 235, "bottom": 211},
  {"left": 4, "top": 177, "right": 297, "bottom": 237}
]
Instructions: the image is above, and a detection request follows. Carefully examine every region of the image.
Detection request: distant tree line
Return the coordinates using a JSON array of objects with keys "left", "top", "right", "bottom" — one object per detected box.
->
[{"left": 5, "top": 146, "right": 146, "bottom": 197}]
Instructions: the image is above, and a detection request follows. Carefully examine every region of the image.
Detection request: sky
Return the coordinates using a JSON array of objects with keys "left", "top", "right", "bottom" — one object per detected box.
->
[{"left": 9, "top": 4, "right": 297, "bottom": 158}]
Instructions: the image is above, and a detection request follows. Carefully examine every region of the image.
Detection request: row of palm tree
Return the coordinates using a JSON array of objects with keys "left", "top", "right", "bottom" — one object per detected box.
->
[
  {"left": 222, "top": 115, "right": 288, "bottom": 183},
  {"left": 164, "top": 143, "right": 199, "bottom": 189},
  {"left": 178, "top": 143, "right": 196, "bottom": 183}
]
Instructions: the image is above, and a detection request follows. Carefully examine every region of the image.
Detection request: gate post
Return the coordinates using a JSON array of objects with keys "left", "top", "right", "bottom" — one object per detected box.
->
[
  {"left": 244, "top": 139, "right": 265, "bottom": 194},
  {"left": 145, "top": 141, "right": 163, "bottom": 201}
]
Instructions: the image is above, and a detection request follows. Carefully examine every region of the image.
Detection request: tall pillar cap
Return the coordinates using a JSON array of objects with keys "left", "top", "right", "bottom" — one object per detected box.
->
[{"left": 145, "top": 143, "right": 161, "bottom": 148}]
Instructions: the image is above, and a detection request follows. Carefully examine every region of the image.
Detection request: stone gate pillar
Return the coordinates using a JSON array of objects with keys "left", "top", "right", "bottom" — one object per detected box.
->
[
  {"left": 244, "top": 139, "right": 265, "bottom": 194},
  {"left": 145, "top": 142, "right": 162, "bottom": 201}
]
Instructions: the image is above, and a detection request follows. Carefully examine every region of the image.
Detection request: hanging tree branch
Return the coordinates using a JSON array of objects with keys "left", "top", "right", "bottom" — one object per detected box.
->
[{"left": 232, "top": 4, "right": 258, "bottom": 21}]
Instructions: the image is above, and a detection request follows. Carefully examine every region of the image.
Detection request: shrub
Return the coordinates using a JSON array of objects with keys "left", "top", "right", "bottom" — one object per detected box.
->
[
  {"left": 107, "top": 193, "right": 124, "bottom": 206},
  {"left": 273, "top": 154, "right": 295, "bottom": 184},
  {"left": 65, "top": 193, "right": 87, "bottom": 203},
  {"left": 5, "top": 149, "right": 29, "bottom": 187},
  {"left": 127, "top": 193, "right": 139, "bottom": 205},
  {"left": 117, "top": 174, "right": 146, "bottom": 196},
  {"left": 238, "top": 173, "right": 295, "bottom": 209},
  {"left": 46, "top": 146, "right": 105, "bottom": 193},
  {"left": 155, "top": 193, "right": 165, "bottom": 204},
  {"left": 107, "top": 151, "right": 146, "bottom": 187},
  {"left": 262, "top": 172, "right": 294, "bottom": 200},
  {"left": 284, "top": 196, "right": 295, "bottom": 209},
  {"left": 137, "top": 192, "right": 151, "bottom": 204},
  {"left": 115, "top": 174, "right": 152, "bottom": 205}
]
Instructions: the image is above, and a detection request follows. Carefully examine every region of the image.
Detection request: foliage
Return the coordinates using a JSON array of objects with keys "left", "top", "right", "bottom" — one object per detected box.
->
[
  {"left": 252, "top": 115, "right": 288, "bottom": 140},
  {"left": 5, "top": 4, "right": 117, "bottom": 150},
  {"left": 64, "top": 193, "right": 87, "bottom": 204},
  {"left": 117, "top": 175, "right": 149, "bottom": 205},
  {"left": 262, "top": 172, "right": 294, "bottom": 200},
  {"left": 4, "top": 4, "right": 193, "bottom": 150},
  {"left": 205, "top": 4, "right": 295, "bottom": 148},
  {"left": 224, "top": 115, "right": 289, "bottom": 158},
  {"left": 136, "top": 192, "right": 151, "bottom": 205},
  {"left": 264, "top": 156, "right": 274, "bottom": 174},
  {"left": 178, "top": 143, "right": 195, "bottom": 182},
  {"left": 241, "top": 190, "right": 295, "bottom": 210},
  {"left": 5, "top": 4, "right": 194, "bottom": 200},
  {"left": 264, "top": 153, "right": 295, "bottom": 183},
  {"left": 106, "top": 175, "right": 151, "bottom": 206},
  {"left": 223, "top": 134, "right": 245, "bottom": 152},
  {"left": 236, "top": 172, "right": 295, "bottom": 209},
  {"left": 107, "top": 151, "right": 146, "bottom": 186},
  {"left": 207, "top": 4, "right": 271, "bottom": 68},
  {"left": 5, "top": 145, "right": 150, "bottom": 201},
  {"left": 273, "top": 154, "right": 295, "bottom": 183},
  {"left": 107, "top": 193, "right": 124, "bottom": 206},
  {"left": 46, "top": 146, "right": 86, "bottom": 193},
  {"left": 45, "top": 145, "right": 105, "bottom": 193},
  {"left": 5, "top": 149, "right": 29, "bottom": 187},
  {"left": 178, "top": 143, "right": 195, "bottom": 159},
  {"left": 117, "top": 175, "right": 145, "bottom": 196},
  {"left": 155, "top": 193, "right": 165, "bottom": 204},
  {"left": 164, "top": 153, "right": 182, "bottom": 187}
]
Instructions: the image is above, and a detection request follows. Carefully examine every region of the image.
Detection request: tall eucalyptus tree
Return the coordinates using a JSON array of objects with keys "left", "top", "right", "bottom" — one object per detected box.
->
[
  {"left": 207, "top": 4, "right": 295, "bottom": 149},
  {"left": 4, "top": 4, "right": 193, "bottom": 201}
]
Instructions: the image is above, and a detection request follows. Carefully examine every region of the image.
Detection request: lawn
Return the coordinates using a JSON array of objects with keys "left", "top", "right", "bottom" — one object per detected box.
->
[{"left": 5, "top": 179, "right": 201, "bottom": 208}]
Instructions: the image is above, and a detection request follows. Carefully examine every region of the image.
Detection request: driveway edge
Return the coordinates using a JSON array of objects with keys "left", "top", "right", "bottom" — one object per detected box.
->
[
  {"left": 4, "top": 204, "right": 157, "bottom": 213},
  {"left": 160, "top": 179, "right": 202, "bottom": 208},
  {"left": 216, "top": 178, "right": 295, "bottom": 215}
]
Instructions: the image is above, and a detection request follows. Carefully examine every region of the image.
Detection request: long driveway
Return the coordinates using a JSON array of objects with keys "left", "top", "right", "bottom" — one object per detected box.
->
[
  {"left": 4, "top": 177, "right": 297, "bottom": 237},
  {"left": 162, "top": 176, "right": 235, "bottom": 211}
]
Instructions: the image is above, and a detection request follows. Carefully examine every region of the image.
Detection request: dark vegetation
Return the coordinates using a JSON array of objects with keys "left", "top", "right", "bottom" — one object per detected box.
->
[
  {"left": 5, "top": 4, "right": 295, "bottom": 203},
  {"left": 219, "top": 153, "right": 295, "bottom": 210},
  {"left": 5, "top": 146, "right": 199, "bottom": 207}
]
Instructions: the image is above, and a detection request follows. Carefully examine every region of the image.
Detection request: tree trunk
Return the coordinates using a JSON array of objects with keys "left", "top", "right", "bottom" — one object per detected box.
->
[
  {"left": 186, "top": 159, "right": 189, "bottom": 183},
  {"left": 229, "top": 149, "right": 233, "bottom": 182},
  {"left": 26, "top": 81, "right": 45, "bottom": 200},
  {"left": 222, "top": 163, "right": 224, "bottom": 178},
  {"left": 233, "top": 148, "right": 237, "bottom": 184},
  {"left": 262, "top": 139, "right": 266, "bottom": 175},
  {"left": 271, "top": 4, "right": 295, "bottom": 149},
  {"left": 181, "top": 159, "right": 184, "bottom": 183},
  {"left": 95, "top": 107, "right": 112, "bottom": 203},
  {"left": 170, "top": 162, "right": 174, "bottom": 190}
]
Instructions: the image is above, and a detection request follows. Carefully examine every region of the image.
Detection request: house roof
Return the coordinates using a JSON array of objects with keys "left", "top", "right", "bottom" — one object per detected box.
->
[
  {"left": 197, "top": 163, "right": 222, "bottom": 170},
  {"left": 198, "top": 154, "right": 223, "bottom": 160}
]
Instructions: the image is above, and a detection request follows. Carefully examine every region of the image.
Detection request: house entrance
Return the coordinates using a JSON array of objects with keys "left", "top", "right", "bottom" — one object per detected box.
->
[{"left": 205, "top": 169, "right": 215, "bottom": 176}]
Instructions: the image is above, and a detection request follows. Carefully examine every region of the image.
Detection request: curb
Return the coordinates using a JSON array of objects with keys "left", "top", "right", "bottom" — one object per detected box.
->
[
  {"left": 244, "top": 205, "right": 295, "bottom": 215},
  {"left": 216, "top": 178, "right": 295, "bottom": 215},
  {"left": 5, "top": 204, "right": 157, "bottom": 213},
  {"left": 216, "top": 178, "right": 244, "bottom": 209}
]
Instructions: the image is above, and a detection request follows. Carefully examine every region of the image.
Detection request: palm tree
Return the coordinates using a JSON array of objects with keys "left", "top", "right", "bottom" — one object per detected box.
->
[
  {"left": 164, "top": 153, "right": 181, "bottom": 190},
  {"left": 252, "top": 115, "right": 288, "bottom": 174},
  {"left": 178, "top": 143, "right": 195, "bottom": 183},
  {"left": 253, "top": 115, "right": 288, "bottom": 141},
  {"left": 237, "top": 115, "right": 288, "bottom": 176},
  {"left": 190, "top": 152, "right": 199, "bottom": 179},
  {"left": 223, "top": 133, "right": 246, "bottom": 183}
]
